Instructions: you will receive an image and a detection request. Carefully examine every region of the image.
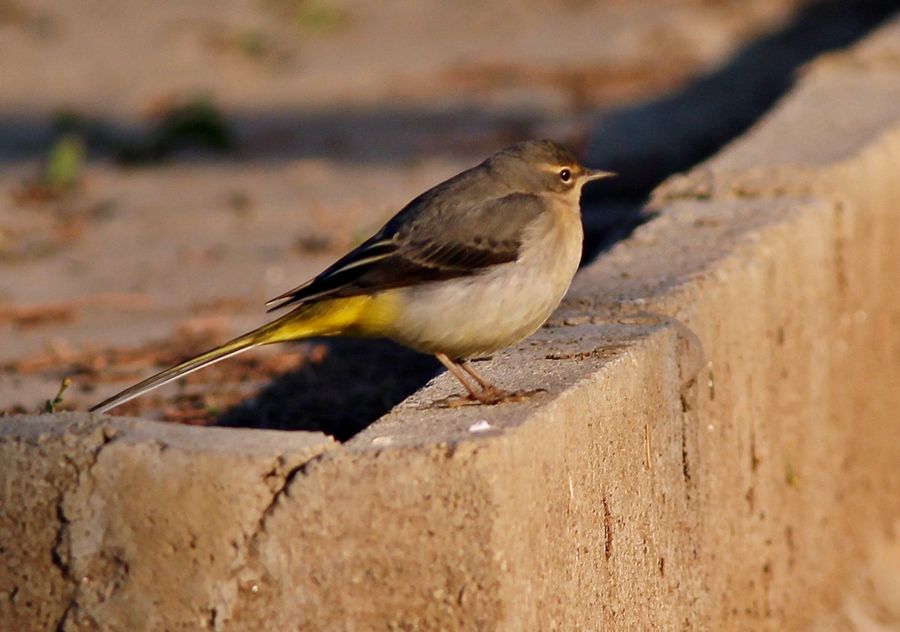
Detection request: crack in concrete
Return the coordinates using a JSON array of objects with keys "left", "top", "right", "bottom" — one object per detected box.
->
[
  {"left": 252, "top": 452, "right": 324, "bottom": 542},
  {"left": 602, "top": 495, "right": 613, "bottom": 561},
  {"left": 202, "top": 449, "right": 334, "bottom": 629},
  {"left": 51, "top": 423, "right": 121, "bottom": 632},
  {"left": 681, "top": 416, "right": 692, "bottom": 488}
]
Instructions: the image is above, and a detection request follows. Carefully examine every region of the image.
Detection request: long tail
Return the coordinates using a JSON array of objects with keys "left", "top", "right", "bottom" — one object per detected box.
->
[
  {"left": 89, "top": 296, "right": 385, "bottom": 414},
  {"left": 89, "top": 329, "right": 261, "bottom": 413}
]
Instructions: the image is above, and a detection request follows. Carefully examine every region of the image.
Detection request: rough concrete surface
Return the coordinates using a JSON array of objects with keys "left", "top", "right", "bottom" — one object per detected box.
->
[
  {"left": 0, "top": 414, "right": 334, "bottom": 630},
  {"left": 3, "top": 12, "right": 900, "bottom": 632}
]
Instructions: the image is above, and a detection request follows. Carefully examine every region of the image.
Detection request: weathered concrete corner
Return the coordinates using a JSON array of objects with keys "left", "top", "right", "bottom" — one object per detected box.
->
[
  {"left": 3, "top": 15, "right": 900, "bottom": 631},
  {"left": 0, "top": 415, "right": 334, "bottom": 630}
]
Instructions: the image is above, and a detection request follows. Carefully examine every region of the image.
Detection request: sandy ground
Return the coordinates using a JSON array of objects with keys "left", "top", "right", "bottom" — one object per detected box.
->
[{"left": 0, "top": 0, "right": 835, "bottom": 430}]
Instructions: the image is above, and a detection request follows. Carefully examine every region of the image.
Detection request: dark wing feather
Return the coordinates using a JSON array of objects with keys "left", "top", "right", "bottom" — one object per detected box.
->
[
  {"left": 264, "top": 235, "right": 398, "bottom": 310},
  {"left": 266, "top": 189, "right": 546, "bottom": 312}
]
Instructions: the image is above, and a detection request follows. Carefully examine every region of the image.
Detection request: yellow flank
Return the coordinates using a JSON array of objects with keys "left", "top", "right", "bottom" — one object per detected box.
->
[{"left": 258, "top": 291, "right": 400, "bottom": 344}]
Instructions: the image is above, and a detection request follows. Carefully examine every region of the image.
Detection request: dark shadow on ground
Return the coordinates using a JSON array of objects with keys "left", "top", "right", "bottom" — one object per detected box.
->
[
  {"left": 151, "top": 1, "right": 898, "bottom": 439},
  {"left": 216, "top": 339, "right": 440, "bottom": 441}
]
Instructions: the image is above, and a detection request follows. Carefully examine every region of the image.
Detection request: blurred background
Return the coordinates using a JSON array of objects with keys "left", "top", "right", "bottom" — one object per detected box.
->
[{"left": 0, "top": 0, "right": 896, "bottom": 438}]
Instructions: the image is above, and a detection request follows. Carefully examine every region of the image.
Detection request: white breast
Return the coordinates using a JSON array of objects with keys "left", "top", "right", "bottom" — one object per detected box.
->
[{"left": 384, "top": 206, "right": 582, "bottom": 358}]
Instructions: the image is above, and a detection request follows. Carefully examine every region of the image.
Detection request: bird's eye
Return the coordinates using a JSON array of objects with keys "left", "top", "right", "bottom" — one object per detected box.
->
[{"left": 559, "top": 168, "right": 572, "bottom": 183}]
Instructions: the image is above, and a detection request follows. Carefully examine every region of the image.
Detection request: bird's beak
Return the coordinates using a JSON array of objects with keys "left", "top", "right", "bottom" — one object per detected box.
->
[{"left": 583, "top": 169, "right": 617, "bottom": 182}]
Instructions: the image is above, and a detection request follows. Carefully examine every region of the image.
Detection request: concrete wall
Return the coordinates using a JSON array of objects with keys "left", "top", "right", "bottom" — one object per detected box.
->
[{"left": 3, "top": 16, "right": 900, "bottom": 632}]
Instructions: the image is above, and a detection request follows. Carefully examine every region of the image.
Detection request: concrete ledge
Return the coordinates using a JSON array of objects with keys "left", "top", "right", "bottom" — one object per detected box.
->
[
  {"left": 0, "top": 416, "right": 334, "bottom": 630},
  {"left": 3, "top": 16, "right": 900, "bottom": 631}
]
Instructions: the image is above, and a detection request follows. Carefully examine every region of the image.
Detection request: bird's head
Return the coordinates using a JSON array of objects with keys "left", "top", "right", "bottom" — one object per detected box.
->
[{"left": 487, "top": 139, "right": 615, "bottom": 196}]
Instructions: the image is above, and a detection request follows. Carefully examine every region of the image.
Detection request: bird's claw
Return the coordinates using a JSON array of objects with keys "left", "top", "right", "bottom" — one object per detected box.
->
[{"left": 433, "top": 387, "right": 546, "bottom": 408}]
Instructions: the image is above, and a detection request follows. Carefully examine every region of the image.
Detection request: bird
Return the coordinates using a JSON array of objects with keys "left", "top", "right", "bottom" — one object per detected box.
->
[{"left": 89, "top": 139, "right": 614, "bottom": 414}]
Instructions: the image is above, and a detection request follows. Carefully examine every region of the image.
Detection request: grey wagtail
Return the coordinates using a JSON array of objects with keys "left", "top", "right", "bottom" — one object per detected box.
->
[{"left": 90, "top": 139, "right": 613, "bottom": 413}]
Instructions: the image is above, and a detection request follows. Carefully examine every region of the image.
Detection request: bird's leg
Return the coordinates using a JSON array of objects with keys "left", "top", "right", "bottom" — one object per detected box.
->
[
  {"left": 460, "top": 360, "right": 515, "bottom": 401},
  {"left": 434, "top": 354, "right": 540, "bottom": 406},
  {"left": 460, "top": 361, "right": 493, "bottom": 389},
  {"left": 434, "top": 353, "right": 484, "bottom": 402},
  {"left": 463, "top": 360, "right": 546, "bottom": 403}
]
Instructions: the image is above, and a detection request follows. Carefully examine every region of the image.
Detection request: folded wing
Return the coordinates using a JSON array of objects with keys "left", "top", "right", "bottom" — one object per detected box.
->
[{"left": 266, "top": 191, "right": 546, "bottom": 312}]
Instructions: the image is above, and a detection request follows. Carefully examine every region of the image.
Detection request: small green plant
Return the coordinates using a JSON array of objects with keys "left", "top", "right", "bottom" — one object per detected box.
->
[
  {"left": 295, "top": 1, "right": 346, "bottom": 33},
  {"left": 238, "top": 29, "right": 267, "bottom": 57},
  {"left": 44, "top": 377, "right": 72, "bottom": 413},
  {"left": 11, "top": 132, "right": 86, "bottom": 204},
  {"left": 43, "top": 134, "right": 85, "bottom": 191}
]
